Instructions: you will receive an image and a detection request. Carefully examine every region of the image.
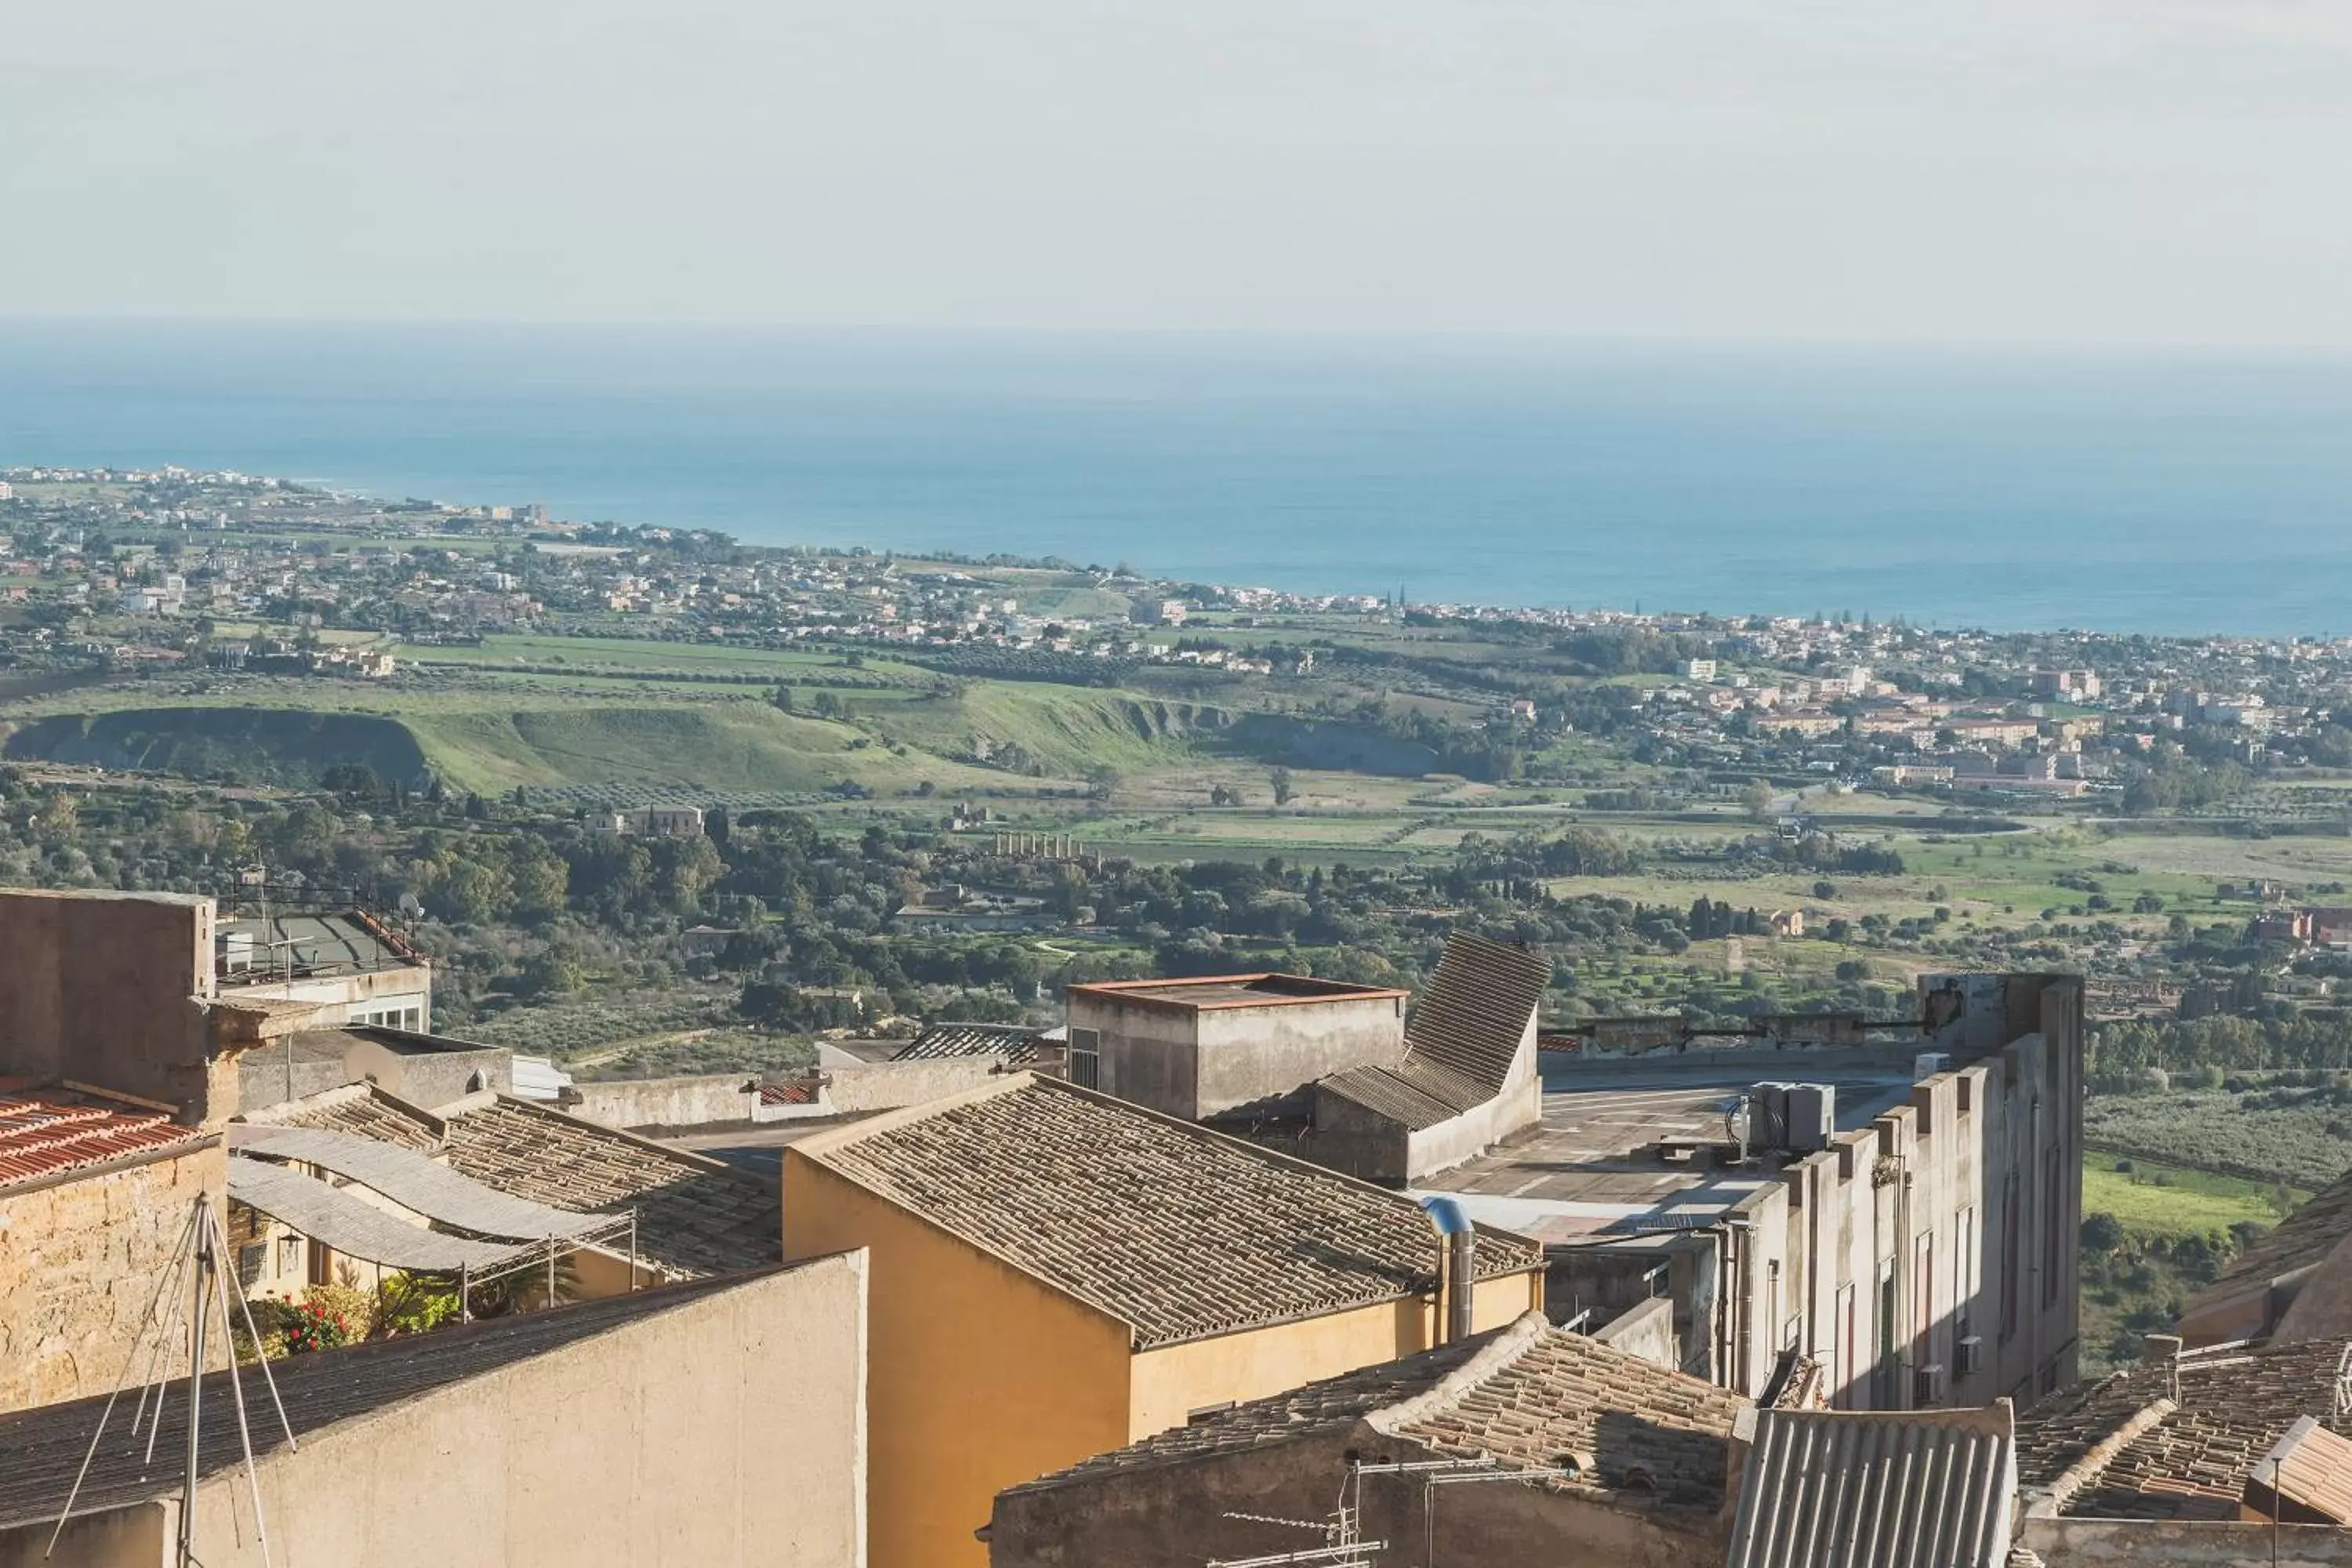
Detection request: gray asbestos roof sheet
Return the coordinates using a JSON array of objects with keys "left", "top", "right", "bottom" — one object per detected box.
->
[
  {"left": 227, "top": 1156, "right": 527, "bottom": 1272},
  {"left": 1725, "top": 1407, "right": 2016, "bottom": 1568},
  {"left": 227, "top": 1123, "right": 605, "bottom": 1241}
]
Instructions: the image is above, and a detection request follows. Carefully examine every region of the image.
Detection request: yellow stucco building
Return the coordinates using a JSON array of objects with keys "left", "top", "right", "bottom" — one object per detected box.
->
[{"left": 783, "top": 1073, "right": 1544, "bottom": 1568}]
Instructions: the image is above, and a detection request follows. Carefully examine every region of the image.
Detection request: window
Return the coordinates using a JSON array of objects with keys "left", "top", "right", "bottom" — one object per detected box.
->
[
  {"left": 236, "top": 1243, "right": 266, "bottom": 1287},
  {"left": 278, "top": 1234, "right": 302, "bottom": 1276},
  {"left": 1068, "top": 1027, "right": 1100, "bottom": 1089}
]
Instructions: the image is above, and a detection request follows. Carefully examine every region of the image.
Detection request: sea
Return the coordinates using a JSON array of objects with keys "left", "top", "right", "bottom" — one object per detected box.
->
[{"left": 5, "top": 320, "right": 2352, "bottom": 637}]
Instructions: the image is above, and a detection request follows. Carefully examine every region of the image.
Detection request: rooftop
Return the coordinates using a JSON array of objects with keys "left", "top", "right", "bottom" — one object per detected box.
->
[
  {"left": 891, "top": 1022, "right": 1045, "bottom": 1063},
  {"left": 0, "top": 1269, "right": 786, "bottom": 1531},
  {"left": 1726, "top": 1406, "right": 2016, "bottom": 1568},
  {"left": 1414, "top": 1058, "right": 1915, "bottom": 1243},
  {"left": 789, "top": 1075, "right": 1543, "bottom": 1349},
  {"left": 1320, "top": 932, "right": 1549, "bottom": 1126},
  {"left": 0, "top": 1080, "right": 210, "bottom": 1190},
  {"left": 215, "top": 910, "right": 425, "bottom": 984},
  {"left": 1010, "top": 1310, "right": 1746, "bottom": 1512},
  {"left": 1066, "top": 972, "right": 1410, "bottom": 1013},
  {"left": 241, "top": 1085, "right": 777, "bottom": 1279},
  {"left": 2190, "top": 1163, "right": 2352, "bottom": 1303},
  {"left": 2016, "top": 1336, "right": 2352, "bottom": 1520}
]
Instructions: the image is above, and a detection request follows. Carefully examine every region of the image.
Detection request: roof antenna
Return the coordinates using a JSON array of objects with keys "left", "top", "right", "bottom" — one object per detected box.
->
[{"left": 46, "top": 1196, "right": 298, "bottom": 1564}]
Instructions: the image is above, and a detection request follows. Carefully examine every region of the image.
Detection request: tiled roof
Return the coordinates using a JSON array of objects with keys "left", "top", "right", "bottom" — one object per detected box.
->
[
  {"left": 1317, "top": 933, "right": 1548, "bottom": 1130},
  {"left": 0, "top": 1080, "right": 208, "bottom": 1189},
  {"left": 891, "top": 1022, "right": 1042, "bottom": 1063},
  {"left": 1726, "top": 1406, "right": 2016, "bottom": 1568},
  {"left": 435, "top": 1097, "right": 778, "bottom": 1279},
  {"left": 238, "top": 1087, "right": 777, "bottom": 1279},
  {"left": 246, "top": 1081, "right": 443, "bottom": 1151},
  {"left": 2016, "top": 1337, "right": 2352, "bottom": 1520},
  {"left": 0, "top": 1269, "right": 786, "bottom": 1530},
  {"left": 791, "top": 1075, "right": 1544, "bottom": 1349},
  {"left": 761, "top": 1080, "right": 819, "bottom": 1106},
  {"left": 1403, "top": 932, "right": 1549, "bottom": 1091},
  {"left": 1010, "top": 1312, "right": 1745, "bottom": 1511},
  {"left": 1320, "top": 1055, "right": 1498, "bottom": 1131}
]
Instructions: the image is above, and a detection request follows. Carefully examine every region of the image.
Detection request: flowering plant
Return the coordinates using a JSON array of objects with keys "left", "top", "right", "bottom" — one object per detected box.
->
[{"left": 283, "top": 1298, "right": 352, "bottom": 1355}]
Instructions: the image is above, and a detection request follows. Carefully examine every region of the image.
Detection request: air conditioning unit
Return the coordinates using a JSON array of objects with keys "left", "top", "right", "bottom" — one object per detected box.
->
[
  {"left": 1956, "top": 1335, "right": 1984, "bottom": 1376},
  {"left": 1912, "top": 1362, "right": 1946, "bottom": 1408},
  {"left": 1748, "top": 1082, "right": 1792, "bottom": 1149},
  {"left": 1785, "top": 1083, "right": 1837, "bottom": 1152},
  {"left": 1914, "top": 1051, "right": 1955, "bottom": 1083}
]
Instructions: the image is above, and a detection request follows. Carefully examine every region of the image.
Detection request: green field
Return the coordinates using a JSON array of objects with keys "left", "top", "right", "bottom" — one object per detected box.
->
[{"left": 2080, "top": 1152, "right": 2299, "bottom": 1238}]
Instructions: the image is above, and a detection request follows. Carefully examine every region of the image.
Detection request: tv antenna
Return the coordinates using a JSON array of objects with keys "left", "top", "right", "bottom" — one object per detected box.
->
[{"left": 45, "top": 1196, "right": 299, "bottom": 1566}]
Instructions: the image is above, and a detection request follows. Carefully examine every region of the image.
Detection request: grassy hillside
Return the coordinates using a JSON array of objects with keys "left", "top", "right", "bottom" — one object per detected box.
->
[
  {"left": 873, "top": 685, "right": 1237, "bottom": 776},
  {"left": 3, "top": 699, "right": 1025, "bottom": 797}
]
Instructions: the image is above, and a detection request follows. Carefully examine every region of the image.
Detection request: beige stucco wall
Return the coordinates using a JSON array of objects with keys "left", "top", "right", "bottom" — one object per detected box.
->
[
  {"left": 0, "top": 1145, "right": 223, "bottom": 1416},
  {"left": 23, "top": 1252, "right": 870, "bottom": 1568},
  {"left": 1127, "top": 1268, "right": 1541, "bottom": 1439},
  {"left": 820, "top": 1056, "right": 1010, "bottom": 1114},
  {"left": 784, "top": 1153, "right": 1134, "bottom": 1568}
]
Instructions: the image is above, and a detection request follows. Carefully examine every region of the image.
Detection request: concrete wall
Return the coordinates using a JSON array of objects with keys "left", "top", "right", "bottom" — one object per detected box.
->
[
  {"left": 1702, "top": 973, "right": 2082, "bottom": 1414},
  {"left": 1592, "top": 1295, "right": 1680, "bottom": 1370},
  {"left": 1305, "top": 1080, "right": 1413, "bottom": 1184},
  {"left": 1192, "top": 996, "right": 1406, "bottom": 1120},
  {"left": 12, "top": 1254, "right": 870, "bottom": 1568},
  {"left": 1072, "top": 993, "right": 1200, "bottom": 1117},
  {"left": 0, "top": 889, "right": 220, "bottom": 1119},
  {"left": 566, "top": 1073, "right": 767, "bottom": 1131},
  {"left": 347, "top": 1037, "right": 509, "bottom": 1110},
  {"left": 785, "top": 1153, "right": 1134, "bottom": 1568},
  {"left": 2023, "top": 1518, "right": 2352, "bottom": 1566},
  {"left": 820, "top": 1056, "right": 1011, "bottom": 1114},
  {"left": 986, "top": 1415, "right": 1717, "bottom": 1568},
  {"left": 0, "top": 1503, "right": 165, "bottom": 1568},
  {"left": 1404, "top": 1075, "right": 1543, "bottom": 1180},
  {"left": 0, "top": 1145, "right": 223, "bottom": 1416}
]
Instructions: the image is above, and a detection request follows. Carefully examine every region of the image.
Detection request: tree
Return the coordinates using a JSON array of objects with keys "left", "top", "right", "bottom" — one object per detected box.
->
[
  {"left": 1742, "top": 779, "right": 1777, "bottom": 822},
  {"left": 1270, "top": 768, "right": 1295, "bottom": 807}
]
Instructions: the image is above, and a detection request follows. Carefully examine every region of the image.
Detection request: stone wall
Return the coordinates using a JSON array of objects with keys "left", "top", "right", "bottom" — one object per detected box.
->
[
  {"left": 566, "top": 1073, "right": 792, "bottom": 1131},
  {"left": 0, "top": 1144, "right": 225, "bottom": 1415},
  {"left": 2023, "top": 1518, "right": 2352, "bottom": 1566},
  {"left": 821, "top": 1057, "right": 1011, "bottom": 1114}
]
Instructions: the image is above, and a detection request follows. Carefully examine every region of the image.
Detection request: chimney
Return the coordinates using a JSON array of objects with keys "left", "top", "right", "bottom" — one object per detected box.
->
[{"left": 1418, "top": 1196, "right": 1478, "bottom": 1345}]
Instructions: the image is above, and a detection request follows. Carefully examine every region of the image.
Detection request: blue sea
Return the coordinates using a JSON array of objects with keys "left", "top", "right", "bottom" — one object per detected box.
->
[{"left": 5, "top": 321, "right": 2352, "bottom": 637}]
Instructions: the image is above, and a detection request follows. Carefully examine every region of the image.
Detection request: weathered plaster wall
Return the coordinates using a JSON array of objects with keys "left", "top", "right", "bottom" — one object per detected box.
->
[
  {"left": 0, "top": 889, "right": 218, "bottom": 1118},
  {"left": 565, "top": 1073, "right": 767, "bottom": 1131},
  {"left": 1192, "top": 996, "right": 1406, "bottom": 1120},
  {"left": 0, "top": 1145, "right": 223, "bottom": 1416},
  {"left": 18, "top": 1254, "right": 870, "bottom": 1568},
  {"left": 820, "top": 1056, "right": 1010, "bottom": 1114},
  {"left": 2023, "top": 1518, "right": 2352, "bottom": 1566}
]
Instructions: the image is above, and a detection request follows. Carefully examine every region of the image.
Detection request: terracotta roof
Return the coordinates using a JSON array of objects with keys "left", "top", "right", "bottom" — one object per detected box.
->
[
  {"left": 0, "top": 1269, "right": 789, "bottom": 1531},
  {"left": 238, "top": 1086, "right": 776, "bottom": 1279},
  {"left": 761, "top": 1080, "right": 819, "bottom": 1106},
  {"left": 1010, "top": 1312, "right": 1745, "bottom": 1512},
  {"left": 891, "top": 1022, "right": 1043, "bottom": 1063},
  {"left": 0, "top": 1080, "right": 208, "bottom": 1189},
  {"left": 2245, "top": 1416, "right": 2352, "bottom": 1524},
  {"left": 2016, "top": 1337, "right": 2352, "bottom": 1520},
  {"left": 790, "top": 1075, "right": 1544, "bottom": 1348}
]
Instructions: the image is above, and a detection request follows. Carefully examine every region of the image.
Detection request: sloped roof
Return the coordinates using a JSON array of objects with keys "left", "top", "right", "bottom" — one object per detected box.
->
[
  {"left": 1317, "top": 933, "right": 1548, "bottom": 1130},
  {"left": 1726, "top": 1406, "right": 2016, "bottom": 1568},
  {"left": 0, "top": 1269, "right": 789, "bottom": 1531},
  {"left": 2016, "top": 1337, "right": 2352, "bottom": 1520},
  {"left": 1009, "top": 1311, "right": 1745, "bottom": 1512},
  {"left": 236, "top": 1086, "right": 776, "bottom": 1279},
  {"left": 0, "top": 1080, "right": 209, "bottom": 1189},
  {"left": 891, "top": 1022, "right": 1043, "bottom": 1063},
  {"left": 789, "top": 1075, "right": 1543, "bottom": 1349},
  {"left": 1403, "top": 932, "right": 1549, "bottom": 1091}
]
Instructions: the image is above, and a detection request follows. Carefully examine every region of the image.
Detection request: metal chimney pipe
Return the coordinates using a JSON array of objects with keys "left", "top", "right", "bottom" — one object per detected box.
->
[{"left": 1417, "top": 1196, "right": 1477, "bottom": 1345}]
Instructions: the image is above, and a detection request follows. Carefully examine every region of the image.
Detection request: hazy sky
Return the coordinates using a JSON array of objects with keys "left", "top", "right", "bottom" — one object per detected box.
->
[{"left": 9, "top": 1, "right": 2351, "bottom": 343}]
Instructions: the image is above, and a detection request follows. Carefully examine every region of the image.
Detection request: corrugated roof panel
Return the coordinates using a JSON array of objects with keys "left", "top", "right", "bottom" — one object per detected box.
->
[{"left": 1725, "top": 1406, "right": 2016, "bottom": 1568}]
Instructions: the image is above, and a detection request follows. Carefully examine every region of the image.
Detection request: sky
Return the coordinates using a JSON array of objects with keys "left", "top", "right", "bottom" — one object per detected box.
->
[{"left": 8, "top": 0, "right": 2352, "bottom": 345}]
